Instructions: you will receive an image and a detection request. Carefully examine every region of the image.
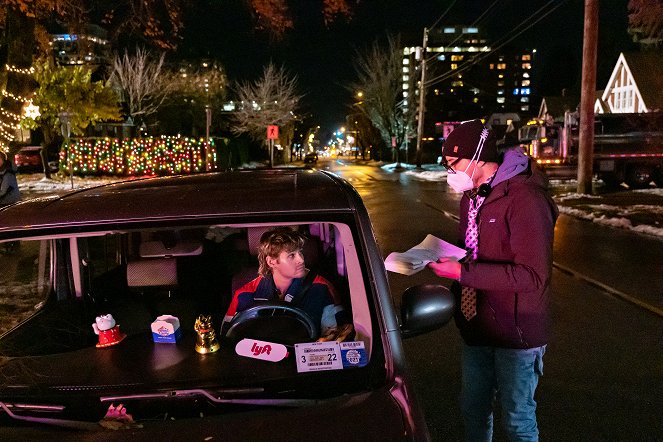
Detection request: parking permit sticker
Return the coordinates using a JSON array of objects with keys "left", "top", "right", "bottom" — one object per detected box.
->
[
  {"left": 294, "top": 342, "right": 343, "bottom": 372},
  {"left": 340, "top": 341, "right": 368, "bottom": 368}
]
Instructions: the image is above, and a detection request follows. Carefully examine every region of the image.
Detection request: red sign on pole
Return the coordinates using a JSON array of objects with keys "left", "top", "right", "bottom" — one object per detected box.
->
[{"left": 267, "top": 125, "right": 279, "bottom": 140}]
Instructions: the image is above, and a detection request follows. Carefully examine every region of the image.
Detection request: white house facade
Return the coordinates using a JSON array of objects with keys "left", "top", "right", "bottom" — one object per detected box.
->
[{"left": 596, "top": 52, "right": 663, "bottom": 114}]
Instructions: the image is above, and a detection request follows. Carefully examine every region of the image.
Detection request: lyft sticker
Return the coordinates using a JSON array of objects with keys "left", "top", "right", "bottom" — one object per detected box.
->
[
  {"left": 294, "top": 342, "right": 343, "bottom": 372},
  {"left": 235, "top": 339, "right": 288, "bottom": 362}
]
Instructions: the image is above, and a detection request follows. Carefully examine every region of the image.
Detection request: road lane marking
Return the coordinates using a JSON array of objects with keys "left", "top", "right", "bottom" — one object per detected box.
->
[{"left": 553, "top": 262, "right": 663, "bottom": 318}]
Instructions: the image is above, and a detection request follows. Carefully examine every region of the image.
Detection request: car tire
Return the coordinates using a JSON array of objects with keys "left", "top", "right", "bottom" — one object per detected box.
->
[{"left": 625, "top": 165, "right": 653, "bottom": 189}]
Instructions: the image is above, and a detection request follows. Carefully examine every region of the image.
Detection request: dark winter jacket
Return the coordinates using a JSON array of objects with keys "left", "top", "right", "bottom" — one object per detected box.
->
[
  {"left": 0, "top": 162, "right": 20, "bottom": 207},
  {"left": 454, "top": 148, "right": 558, "bottom": 349},
  {"left": 222, "top": 273, "right": 348, "bottom": 336}
]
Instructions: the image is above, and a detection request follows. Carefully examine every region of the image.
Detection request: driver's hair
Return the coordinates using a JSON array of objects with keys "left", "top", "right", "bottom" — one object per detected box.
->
[{"left": 257, "top": 227, "right": 306, "bottom": 277}]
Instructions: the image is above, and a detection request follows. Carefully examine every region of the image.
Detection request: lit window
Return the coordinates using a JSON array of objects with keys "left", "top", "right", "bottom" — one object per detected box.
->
[
  {"left": 497, "top": 89, "right": 505, "bottom": 95},
  {"left": 403, "top": 83, "right": 409, "bottom": 90},
  {"left": 444, "top": 27, "right": 456, "bottom": 33},
  {"left": 521, "top": 88, "right": 530, "bottom": 95},
  {"left": 463, "top": 27, "right": 478, "bottom": 33},
  {"left": 434, "top": 89, "right": 440, "bottom": 95},
  {"left": 497, "top": 63, "right": 506, "bottom": 70},
  {"left": 403, "top": 59, "right": 409, "bottom": 65},
  {"left": 521, "top": 105, "right": 529, "bottom": 111},
  {"left": 489, "top": 64, "right": 495, "bottom": 70},
  {"left": 473, "top": 97, "right": 479, "bottom": 103},
  {"left": 523, "top": 72, "right": 530, "bottom": 78},
  {"left": 521, "top": 80, "right": 530, "bottom": 86},
  {"left": 403, "top": 67, "right": 409, "bottom": 73},
  {"left": 521, "top": 97, "right": 529, "bottom": 102},
  {"left": 522, "top": 54, "right": 531, "bottom": 61},
  {"left": 403, "top": 75, "right": 409, "bottom": 82},
  {"left": 522, "top": 63, "right": 531, "bottom": 69},
  {"left": 497, "top": 81, "right": 505, "bottom": 87},
  {"left": 513, "top": 88, "right": 520, "bottom": 95},
  {"left": 403, "top": 91, "right": 409, "bottom": 97},
  {"left": 451, "top": 55, "right": 464, "bottom": 61},
  {"left": 498, "top": 74, "right": 504, "bottom": 79},
  {"left": 437, "top": 55, "right": 446, "bottom": 61},
  {"left": 497, "top": 97, "right": 506, "bottom": 103},
  {"left": 452, "top": 81, "right": 464, "bottom": 87},
  {"left": 451, "top": 63, "right": 458, "bottom": 70}
]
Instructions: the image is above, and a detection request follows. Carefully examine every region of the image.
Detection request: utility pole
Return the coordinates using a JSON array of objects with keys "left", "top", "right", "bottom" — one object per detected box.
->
[
  {"left": 578, "top": 0, "right": 599, "bottom": 194},
  {"left": 415, "top": 27, "right": 428, "bottom": 168}
]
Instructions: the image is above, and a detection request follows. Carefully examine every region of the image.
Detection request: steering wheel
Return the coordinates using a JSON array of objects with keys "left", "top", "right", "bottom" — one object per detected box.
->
[{"left": 224, "top": 302, "right": 319, "bottom": 345}]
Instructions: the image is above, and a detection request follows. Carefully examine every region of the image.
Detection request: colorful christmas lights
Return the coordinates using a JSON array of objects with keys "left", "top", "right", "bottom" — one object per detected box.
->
[{"left": 62, "top": 137, "right": 217, "bottom": 177}]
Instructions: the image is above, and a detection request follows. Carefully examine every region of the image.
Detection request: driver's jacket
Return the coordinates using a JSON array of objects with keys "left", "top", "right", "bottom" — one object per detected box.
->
[{"left": 223, "top": 274, "right": 347, "bottom": 335}]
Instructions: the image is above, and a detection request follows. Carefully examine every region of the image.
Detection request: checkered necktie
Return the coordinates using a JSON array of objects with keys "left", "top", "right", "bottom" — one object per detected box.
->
[{"left": 460, "top": 194, "right": 486, "bottom": 320}]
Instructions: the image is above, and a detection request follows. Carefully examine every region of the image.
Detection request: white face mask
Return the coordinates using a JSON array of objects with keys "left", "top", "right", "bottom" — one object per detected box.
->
[
  {"left": 447, "top": 163, "right": 476, "bottom": 193},
  {"left": 446, "top": 127, "right": 489, "bottom": 193}
]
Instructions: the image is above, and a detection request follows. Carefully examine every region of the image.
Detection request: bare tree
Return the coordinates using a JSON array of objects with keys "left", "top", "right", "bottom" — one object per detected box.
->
[
  {"left": 351, "top": 36, "right": 416, "bottom": 165},
  {"left": 109, "top": 47, "right": 173, "bottom": 124},
  {"left": 231, "top": 63, "right": 302, "bottom": 142},
  {"left": 628, "top": 0, "right": 663, "bottom": 48}
]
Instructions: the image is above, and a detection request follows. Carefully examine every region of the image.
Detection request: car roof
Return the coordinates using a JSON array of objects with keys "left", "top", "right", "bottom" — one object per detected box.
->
[
  {"left": 0, "top": 169, "right": 360, "bottom": 234},
  {"left": 16, "top": 145, "right": 42, "bottom": 152}
]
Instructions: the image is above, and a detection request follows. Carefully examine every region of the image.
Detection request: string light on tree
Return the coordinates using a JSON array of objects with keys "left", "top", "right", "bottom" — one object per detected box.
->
[{"left": 5, "top": 64, "right": 35, "bottom": 75}]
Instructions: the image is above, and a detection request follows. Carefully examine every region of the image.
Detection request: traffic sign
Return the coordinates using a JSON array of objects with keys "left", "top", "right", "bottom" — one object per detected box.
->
[{"left": 267, "top": 125, "right": 279, "bottom": 140}]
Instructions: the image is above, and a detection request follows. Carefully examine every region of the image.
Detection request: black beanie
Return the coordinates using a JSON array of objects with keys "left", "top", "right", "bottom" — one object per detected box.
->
[{"left": 441, "top": 119, "right": 499, "bottom": 163}]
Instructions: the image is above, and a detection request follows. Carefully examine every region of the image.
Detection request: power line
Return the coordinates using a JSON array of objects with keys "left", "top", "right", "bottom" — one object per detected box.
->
[
  {"left": 424, "top": 0, "right": 569, "bottom": 88},
  {"left": 424, "top": 0, "right": 503, "bottom": 64},
  {"left": 429, "top": 0, "right": 459, "bottom": 32}
]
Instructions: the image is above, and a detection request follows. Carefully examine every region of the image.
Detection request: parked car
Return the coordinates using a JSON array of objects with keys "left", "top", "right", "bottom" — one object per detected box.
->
[
  {"left": 303, "top": 152, "right": 318, "bottom": 164},
  {"left": 0, "top": 169, "right": 454, "bottom": 440},
  {"left": 13, "top": 145, "right": 59, "bottom": 172}
]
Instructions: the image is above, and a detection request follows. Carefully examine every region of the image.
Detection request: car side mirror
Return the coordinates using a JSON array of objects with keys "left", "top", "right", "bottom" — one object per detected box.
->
[{"left": 400, "top": 284, "right": 455, "bottom": 339}]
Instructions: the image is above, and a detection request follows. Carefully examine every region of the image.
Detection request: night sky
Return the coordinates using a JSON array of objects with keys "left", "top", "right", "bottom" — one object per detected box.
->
[{"left": 179, "top": 0, "right": 634, "bottom": 132}]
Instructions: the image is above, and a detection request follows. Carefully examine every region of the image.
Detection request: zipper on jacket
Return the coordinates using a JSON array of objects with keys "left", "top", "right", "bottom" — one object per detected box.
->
[{"left": 514, "top": 293, "right": 528, "bottom": 346}]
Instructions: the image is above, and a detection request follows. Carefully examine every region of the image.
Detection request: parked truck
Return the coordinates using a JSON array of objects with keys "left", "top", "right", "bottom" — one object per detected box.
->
[{"left": 518, "top": 112, "right": 663, "bottom": 188}]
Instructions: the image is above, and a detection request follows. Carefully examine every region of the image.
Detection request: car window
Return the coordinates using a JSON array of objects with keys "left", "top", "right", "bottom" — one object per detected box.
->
[
  {"left": 0, "top": 222, "right": 379, "bottom": 405},
  {"left": 0, "top": 239, "right": 52, "bottom": 336}
]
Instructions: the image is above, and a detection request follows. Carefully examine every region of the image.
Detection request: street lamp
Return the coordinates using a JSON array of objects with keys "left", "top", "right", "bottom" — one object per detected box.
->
[{"left": 59, "top": 111, "right": 74, "bottom": 189}]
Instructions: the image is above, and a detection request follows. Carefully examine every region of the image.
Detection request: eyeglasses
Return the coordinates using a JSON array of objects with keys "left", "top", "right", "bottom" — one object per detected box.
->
[{"left": 441, "top": 157, "right": 462, "bottom": 174}]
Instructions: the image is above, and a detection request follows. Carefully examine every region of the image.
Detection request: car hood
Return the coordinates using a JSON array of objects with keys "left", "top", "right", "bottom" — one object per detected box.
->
[{"left": 1, "top": 387, "right": 411, "bottom": 441}]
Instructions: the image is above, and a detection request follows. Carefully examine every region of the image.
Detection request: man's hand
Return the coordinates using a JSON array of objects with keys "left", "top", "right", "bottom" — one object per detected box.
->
[{"left": 427, "top": 258, "right": 461, "bottom": 280}]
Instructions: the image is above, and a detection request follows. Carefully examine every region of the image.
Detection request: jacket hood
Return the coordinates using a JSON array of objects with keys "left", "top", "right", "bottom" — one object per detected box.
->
[
  {"left": 492, "top": 148, "right": 529, "bottom": 188},
  {"left": 0, "top": 161, "right": 17, "bottom": 175}
]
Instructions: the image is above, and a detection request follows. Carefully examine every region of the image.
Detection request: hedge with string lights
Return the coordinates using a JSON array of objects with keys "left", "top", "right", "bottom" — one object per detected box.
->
[{"left": 59, "top": 137, "right": 217, "bottom": 176}]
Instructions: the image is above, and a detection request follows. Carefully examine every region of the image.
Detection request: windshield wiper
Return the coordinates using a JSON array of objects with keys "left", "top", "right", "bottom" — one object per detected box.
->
[
  {"left": 100, "top": 388, "right": 320, "bottom": 407},
  {"left": 0, "top": 401, "right": 99, "bottom": 430}
]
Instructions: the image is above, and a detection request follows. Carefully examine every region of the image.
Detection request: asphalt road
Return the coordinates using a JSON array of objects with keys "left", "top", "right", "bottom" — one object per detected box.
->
[{"left": 322, "top": 158, "right": 663, "bottom": 442}]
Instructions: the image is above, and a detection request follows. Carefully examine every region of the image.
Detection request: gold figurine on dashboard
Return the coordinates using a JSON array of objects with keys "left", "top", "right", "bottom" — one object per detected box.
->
[{"left": 194, "top": 315, "right": 220, "bottom": 354}]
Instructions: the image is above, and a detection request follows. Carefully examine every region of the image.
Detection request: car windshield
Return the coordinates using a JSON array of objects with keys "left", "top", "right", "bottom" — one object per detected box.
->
[{"left": 0, "top": 221, "right": 382, "bottom": 422}]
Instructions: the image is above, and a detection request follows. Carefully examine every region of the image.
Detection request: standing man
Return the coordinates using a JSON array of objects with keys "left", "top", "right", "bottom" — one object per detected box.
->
[
  {"left": 428, "top": 119, "right": 558, "bottom": 441},
  {"left": 0, "top": 151, "right": 20, "bottom": 207}
]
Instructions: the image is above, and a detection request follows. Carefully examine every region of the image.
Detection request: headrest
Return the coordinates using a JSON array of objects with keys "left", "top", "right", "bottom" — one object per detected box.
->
[{"left": 127, "top": 258, "right": 177, "bottom": 287}]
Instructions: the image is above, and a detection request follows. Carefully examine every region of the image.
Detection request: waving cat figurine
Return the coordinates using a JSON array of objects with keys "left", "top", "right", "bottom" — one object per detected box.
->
[{"left": 92, "top": 314, "right": 127, "bottom": 348}]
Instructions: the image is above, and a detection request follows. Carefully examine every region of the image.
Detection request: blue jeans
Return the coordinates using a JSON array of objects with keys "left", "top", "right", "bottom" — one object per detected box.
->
[{"left": 461, "top": 344, "right": 546, "bottom": 442}]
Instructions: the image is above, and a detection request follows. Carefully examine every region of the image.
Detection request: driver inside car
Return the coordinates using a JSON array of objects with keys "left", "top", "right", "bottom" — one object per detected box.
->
[{"left": 222, "top": 227, "right": 352, "bottom": 341}]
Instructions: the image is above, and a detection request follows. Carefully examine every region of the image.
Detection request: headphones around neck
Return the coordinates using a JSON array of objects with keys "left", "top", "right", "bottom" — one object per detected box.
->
[
  {"left": 477, "top": 169, "right": 498, "bottom": 197},
  {"left": 477, "top": 182, "right": 492, "bottom": 197}
]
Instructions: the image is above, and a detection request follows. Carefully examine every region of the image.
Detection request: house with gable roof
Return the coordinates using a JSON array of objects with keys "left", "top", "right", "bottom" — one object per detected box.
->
[
  {"left": 537, "top": 95, "right": 579, "bottom": 123},
  {"left": 595, "top": 52, "right": 663, "bottom": 114}
]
